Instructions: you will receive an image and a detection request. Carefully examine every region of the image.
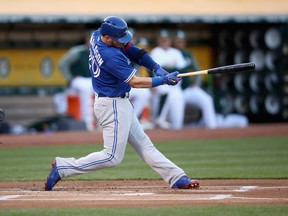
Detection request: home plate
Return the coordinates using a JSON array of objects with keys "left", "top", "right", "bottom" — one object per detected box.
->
[{"left": 122, "top": 193, "right": 233, "bottom": 200}]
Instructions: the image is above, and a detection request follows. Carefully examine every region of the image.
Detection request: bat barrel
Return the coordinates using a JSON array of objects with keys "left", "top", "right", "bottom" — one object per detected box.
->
[{"left": 208, "top": 62, "right": 255, "bottom": 75}]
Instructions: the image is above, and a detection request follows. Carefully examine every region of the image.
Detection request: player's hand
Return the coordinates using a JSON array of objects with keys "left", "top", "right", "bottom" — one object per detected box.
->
[
  {"left": 153, "top": 64, "right": 169, "bottom": 77},
  {"left": 156, "top": 67, "right": 169, "bottom": 77},
  {"left": 163, "top": 71, "right": 181, "bottom": 86}
]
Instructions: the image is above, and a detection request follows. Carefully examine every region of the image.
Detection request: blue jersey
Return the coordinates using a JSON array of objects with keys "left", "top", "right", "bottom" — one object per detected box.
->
[{"left": 89, "top": 29, "right": 137, "bottom": 97}]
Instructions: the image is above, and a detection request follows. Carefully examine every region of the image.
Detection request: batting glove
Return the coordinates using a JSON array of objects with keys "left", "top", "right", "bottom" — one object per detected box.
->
[
  {"left": 163, "top": 71, "right": 181, "bottom": 86},
  {"left": 153, "top": 64, "right": 169, "bottom": 77}
]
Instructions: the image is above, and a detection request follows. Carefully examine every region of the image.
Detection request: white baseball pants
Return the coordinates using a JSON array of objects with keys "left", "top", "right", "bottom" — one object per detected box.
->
[{"left": 55, "top": 96, "right": 185, "bottom": 187}]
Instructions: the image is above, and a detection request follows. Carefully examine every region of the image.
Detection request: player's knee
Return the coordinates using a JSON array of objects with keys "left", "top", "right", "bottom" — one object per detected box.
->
[{"left": 108, "top": 155, "right": 124, "bottom": 167}]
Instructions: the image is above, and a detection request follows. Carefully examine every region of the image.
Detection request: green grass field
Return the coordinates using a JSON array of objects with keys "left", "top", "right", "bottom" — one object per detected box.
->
[
  {"left": 0, "top": 136, "right": 287, "bottom": 181},
  {"left": 1, "top": 206, "right": 288, "bottom": 216},
  {"left": 0, "top": 135, "right": 287, "bottom": 215}
]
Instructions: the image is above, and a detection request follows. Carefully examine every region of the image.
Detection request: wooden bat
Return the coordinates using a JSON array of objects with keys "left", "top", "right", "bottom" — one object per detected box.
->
[{"left": 177, "top": 62, "right": 255, "bottom": 77}]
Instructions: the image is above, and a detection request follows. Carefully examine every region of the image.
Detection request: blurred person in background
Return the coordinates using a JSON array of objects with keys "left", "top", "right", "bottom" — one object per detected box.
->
[
  {"left": 150, "top": 29, "right": 186, "bottom": 129},
  {"left": 129, "top": 31, "right": 154, "bottom": 130},
  {"left": 174, "top": 30, "right": 248, "bottom": 128},
  {"left": 173, "top": 30, "right": 217, "bottom": 129},
  {"left": 53, "top": 31, "right": 95, "bottom": 131}
]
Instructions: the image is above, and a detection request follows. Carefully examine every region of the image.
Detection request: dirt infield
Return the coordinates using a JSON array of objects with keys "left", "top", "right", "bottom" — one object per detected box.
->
[
  {"left": 0, "top": 123, "right": 288, "bottom": 208},
  {"left": 0, "top": 180, "right": 288, "bottom": 208}
]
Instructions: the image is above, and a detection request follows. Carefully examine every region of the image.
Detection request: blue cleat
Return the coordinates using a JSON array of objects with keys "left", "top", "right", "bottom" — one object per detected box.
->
[
  {"left": 172, "top": 176, "right": 200, "bottom": 189},
  {"left": 45, "top": 160, "right": 61, "bottom": 191}
]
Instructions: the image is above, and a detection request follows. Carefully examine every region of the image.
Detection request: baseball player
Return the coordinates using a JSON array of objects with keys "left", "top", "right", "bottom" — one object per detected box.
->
[
  {"left": 174, "top": 30, "right": 248, "bottom": 129},
  {"left": 45, "top": 16, "right": 199, "bottom": 191},
  {"left": 54, "top": 32, "right": 95, "bottom": 131},
  {"left": 150, "top": 30, "right": 186, "bottom": 129}
]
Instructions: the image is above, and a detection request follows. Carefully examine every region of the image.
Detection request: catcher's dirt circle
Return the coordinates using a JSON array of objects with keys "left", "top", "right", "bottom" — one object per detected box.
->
[{"left": 0, "top": 180, "right": 287, "bottom": 208}]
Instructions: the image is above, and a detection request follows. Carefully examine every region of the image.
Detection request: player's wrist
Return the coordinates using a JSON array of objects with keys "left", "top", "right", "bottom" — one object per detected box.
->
[
  {"left": 152, "top": 64, "right": 160, "bottom": 72},
  {"left": 151, "top": 77, "right": 163, "bottom": 87}
]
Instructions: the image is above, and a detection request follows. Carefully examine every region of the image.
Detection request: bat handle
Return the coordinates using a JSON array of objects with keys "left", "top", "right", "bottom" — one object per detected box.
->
[{"left": 177, "top": 70, "right": 208, "bottom": 77}]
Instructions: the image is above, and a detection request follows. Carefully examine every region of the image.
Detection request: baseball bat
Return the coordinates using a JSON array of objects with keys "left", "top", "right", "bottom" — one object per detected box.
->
[{"left": 177, "top": 62, "right": 255, "bottom": 77}]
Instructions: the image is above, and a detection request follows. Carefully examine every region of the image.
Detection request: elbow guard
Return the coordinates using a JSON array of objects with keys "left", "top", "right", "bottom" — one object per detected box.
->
[
  {"left": 124, "top": 43, "right": 143, "bottom": 62},
  {"left": 125, "top": 43, "right": 157, "bottom": 71}
]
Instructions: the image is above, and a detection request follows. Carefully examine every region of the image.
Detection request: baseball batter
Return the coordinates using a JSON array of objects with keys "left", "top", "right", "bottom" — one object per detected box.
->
[{"left": 45, "top": 16, "right": 199, "bottom": 191}]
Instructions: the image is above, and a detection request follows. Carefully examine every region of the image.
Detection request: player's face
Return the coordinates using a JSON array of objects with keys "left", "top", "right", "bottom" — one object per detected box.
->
[
  {"left": 158, "top": 37, "right": 172, "bottom": 50},
  {"left": 174, "top": 39, "right": 186, "bottom": 50},
  {"left": 111, "top": 39, "right": 126, "bottom": 48},
  {"left": 102, "top": 35, "right": 126, "bottom": 48}
]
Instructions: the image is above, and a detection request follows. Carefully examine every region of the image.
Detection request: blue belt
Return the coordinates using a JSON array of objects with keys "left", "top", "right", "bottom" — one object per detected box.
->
[{"left": 97, "top": 92, "right": 129, "bottom": 98}]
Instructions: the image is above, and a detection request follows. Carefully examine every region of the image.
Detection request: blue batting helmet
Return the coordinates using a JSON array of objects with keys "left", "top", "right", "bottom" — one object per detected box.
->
[{"left": 100, "top": 16, "right": 133, "bottom": 44}]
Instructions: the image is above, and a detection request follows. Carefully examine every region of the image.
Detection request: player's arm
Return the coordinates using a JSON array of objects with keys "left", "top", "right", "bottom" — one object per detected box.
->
[
  {"left": 128, "top": 72, "right": 181, "bottom": 88},
  {"left": 124, "top": 43, "right": 168, "bottom": 77},
  {"left": 128, "top": 75, "right": 152, "bottom": 88},
  {"left": 59, "top": 46, "right": 81, "bottom": 81}
]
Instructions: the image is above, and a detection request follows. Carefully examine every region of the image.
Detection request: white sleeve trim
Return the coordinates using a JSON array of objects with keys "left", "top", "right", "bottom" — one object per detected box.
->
[{"left": 124, "top": 69, "right": 137, "bottom": 83}]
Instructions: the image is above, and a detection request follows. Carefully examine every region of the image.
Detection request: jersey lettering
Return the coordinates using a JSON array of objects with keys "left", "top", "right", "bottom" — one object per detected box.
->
[{"left": 89, "top": 36, "right": 104, "bottom": 78}]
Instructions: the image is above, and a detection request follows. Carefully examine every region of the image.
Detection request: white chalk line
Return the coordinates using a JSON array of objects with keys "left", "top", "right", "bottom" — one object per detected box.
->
[
  {"left": 2, "top": 194, "right": 287, "bottom": 202},
  {"left": 209, "top": 195, "right": 233, "bottom": 200},
  {"left": 0, "top": 194, "right": 233, "bottom": 201},
  {"left": 0, "top": 195, "right": 21, "bottom": 200},
  {"left": 123, "top": 192, "right": 154, "bottom": 196},
  {"left": 257, "top": 186, "right": 288, "bottom": 189},
  {"left": 233, "top": 185, "right": 288, "bottom": 192},
  {"left": 233, "top": 197, "right": 288, "bottom": 201},
  {"left": 233, "top": 186, "right": 258, "bottom": 192}
]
